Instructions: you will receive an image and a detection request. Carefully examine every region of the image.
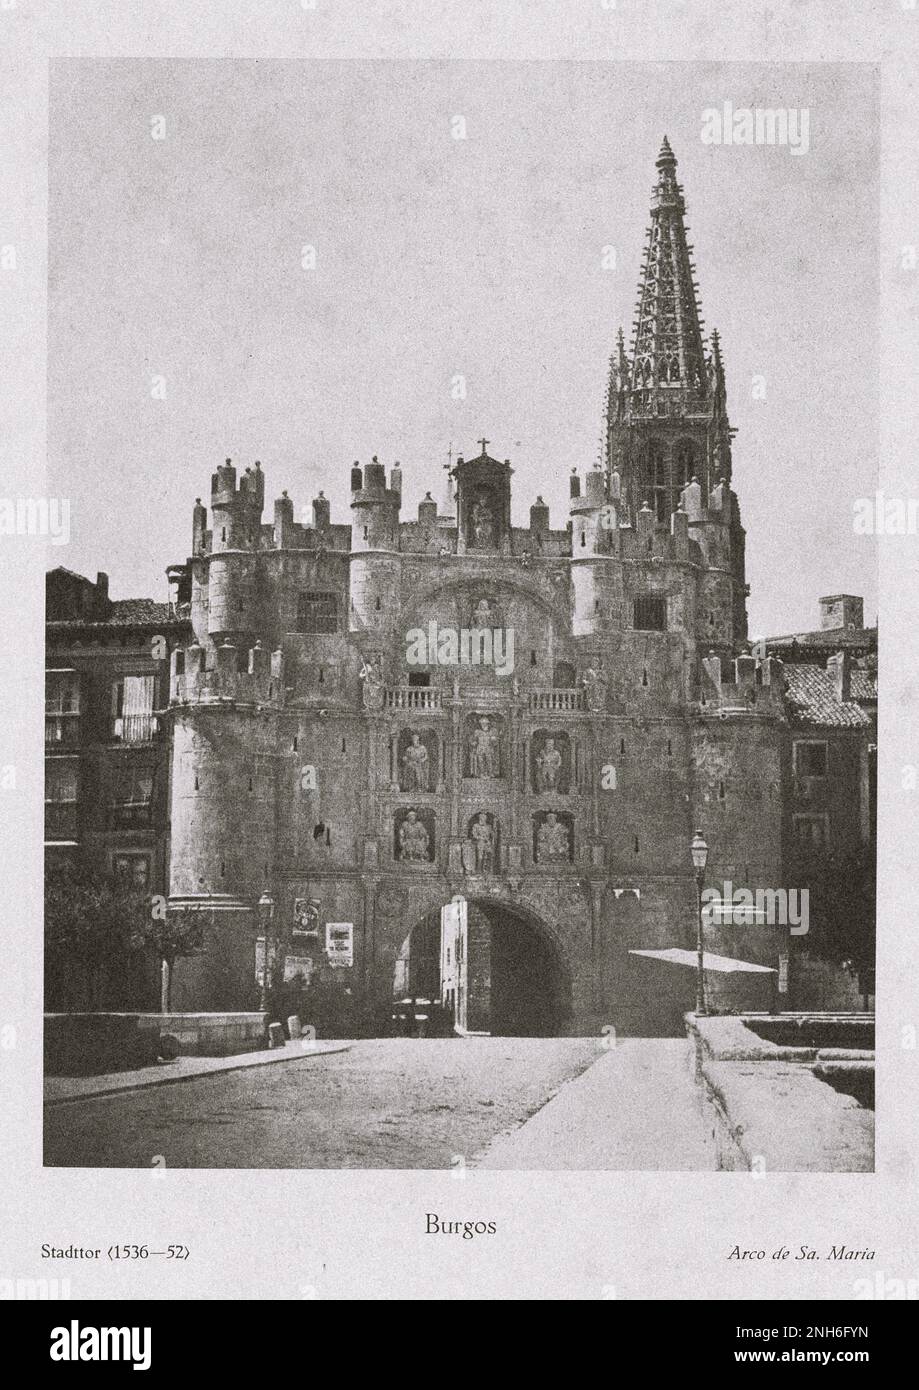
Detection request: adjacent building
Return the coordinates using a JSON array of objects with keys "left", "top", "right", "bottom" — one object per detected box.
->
[{"left": 45, "top": 567, "right": 190, "bottom": 898}]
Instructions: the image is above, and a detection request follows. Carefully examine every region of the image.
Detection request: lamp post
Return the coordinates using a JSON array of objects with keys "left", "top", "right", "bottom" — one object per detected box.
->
[
  {"left": 258, "top": 891, "right": 275, "bottom": 1014},
  {"left": 690, "top": 830, "right": 709, "bottom": 1016}
]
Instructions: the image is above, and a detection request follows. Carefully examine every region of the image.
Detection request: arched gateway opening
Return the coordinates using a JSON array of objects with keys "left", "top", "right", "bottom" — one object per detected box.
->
[{"left": 392, "top": 897, "right": 569, "bottom": 1036}]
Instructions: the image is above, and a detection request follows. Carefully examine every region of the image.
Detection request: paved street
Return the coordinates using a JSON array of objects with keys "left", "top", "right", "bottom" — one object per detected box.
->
[{"left": 44, "top": 1038, "right": 605, "bottom": 1170}]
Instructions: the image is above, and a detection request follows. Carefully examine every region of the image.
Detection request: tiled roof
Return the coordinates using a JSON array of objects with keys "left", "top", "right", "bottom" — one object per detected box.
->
[
  {"left": 766, "top": 626, "right": 877, "bottom": 651},
  {"left": 784, "top": 665, "right": 873, "bottom": 729},
  {"left": 48, "top": 599, "right": 185, "bottom": 629},
  {"left": 850, "top": 669, "right": 878, "bottom": 702},
  {"left": 109, "top": 599, "right": 176, "bottom": 624}
]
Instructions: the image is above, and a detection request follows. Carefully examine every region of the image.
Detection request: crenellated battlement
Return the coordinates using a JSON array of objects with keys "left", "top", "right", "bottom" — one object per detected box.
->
[
  {"left": 699, "top": 653, "right": 785, "bottom": 715},
  {"left": 210, "top": 458, "right": 265, "bottom": 511},
  {"left": 169, "top": 639, "right": 285, "bottom": 707}
]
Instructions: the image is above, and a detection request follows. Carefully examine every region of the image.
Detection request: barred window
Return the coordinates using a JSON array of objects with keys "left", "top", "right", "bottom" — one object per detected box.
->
[
  {"left": 297, "top": 591, "right": 338, "bottom": 634},
  {"left": 633, "top": 594, "right": 667, "bottom": 632}
]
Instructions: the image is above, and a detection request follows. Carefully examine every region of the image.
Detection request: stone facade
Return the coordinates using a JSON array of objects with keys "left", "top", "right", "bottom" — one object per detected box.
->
[{"left": 160, "top": 140, "right": 795, "bottom": 1033}]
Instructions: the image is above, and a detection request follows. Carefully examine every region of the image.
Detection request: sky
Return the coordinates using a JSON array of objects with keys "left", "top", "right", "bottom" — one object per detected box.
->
[{"left": 48, "top": 59, "right": 879, "bottom": 637}]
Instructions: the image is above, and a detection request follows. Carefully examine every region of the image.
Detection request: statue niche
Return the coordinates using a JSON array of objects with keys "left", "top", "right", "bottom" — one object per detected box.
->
[
  {"left": 394, "top": 807, "right": 435, "bottom": 864},
  {"left": 533, "top": 810, "right": 574, "bottom": 865},
  {"left": 398, "top": 728, "right": 438, "bottom": 793},
  {"left": 531, "top": 730, "right": 570, "bottom": 794},
  {"left": 465, "top": 713, "right": 503, "bottom": 779},
  {"left": 462, "top": 479, "right": 506, "bottom": 553},
  {"left": 470, "top": 595, "right": 501, "bottom": 629},
  {"left": 463, "top": 811, "right": 499, "bottom": 875}
]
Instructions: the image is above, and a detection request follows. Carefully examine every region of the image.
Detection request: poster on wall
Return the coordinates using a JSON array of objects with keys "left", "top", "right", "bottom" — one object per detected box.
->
[
  {"left": 325, "top": 922, "right": 354, "bottom": 968},
  {"left": 283, "top": 955, "right": 315, "bottom": 985},
  {"left": 292, "top": 897, "right": 321, "bottom": 938}
]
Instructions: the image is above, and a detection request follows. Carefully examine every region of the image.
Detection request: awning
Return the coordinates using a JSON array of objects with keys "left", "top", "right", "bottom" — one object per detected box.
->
[{"left": 628, "top": 948, "right": 776, "bottom": 975}]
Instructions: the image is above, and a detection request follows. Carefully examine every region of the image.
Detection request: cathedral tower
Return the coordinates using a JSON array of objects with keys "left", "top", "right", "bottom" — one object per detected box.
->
[{"left": 605, "top": 137, "right": 747, "bottom": 650}]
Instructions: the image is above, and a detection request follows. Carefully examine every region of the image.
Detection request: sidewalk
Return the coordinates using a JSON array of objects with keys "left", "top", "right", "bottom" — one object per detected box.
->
[
  {"left": 473, "top": 1037, "right": 716, "bottom": 1170},
  {"left": 44, "top": 1040, "right": 351, "bottom": 1105}
]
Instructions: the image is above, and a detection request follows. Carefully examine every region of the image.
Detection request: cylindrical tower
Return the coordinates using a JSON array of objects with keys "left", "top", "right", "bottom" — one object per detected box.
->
[
  {"left": 166, "top": 639, "right": 283, "bottom": 1009},
  {"left": 349, "top": 457, "right": 402, "bottom": 634},
  {"left": 205, "top": 459, "right": 265, "bottom": 642}
]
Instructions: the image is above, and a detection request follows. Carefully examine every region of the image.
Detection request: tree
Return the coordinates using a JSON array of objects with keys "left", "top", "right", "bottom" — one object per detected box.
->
[
  {"left": 130, "top": 905, "right": 205, "bottom": 1013},
  {"left": 798, "top": 842, "right": 876, "bottom": 1006},
  {"left": 44, "top": 857, "right": 146, "bottom": 1010}
]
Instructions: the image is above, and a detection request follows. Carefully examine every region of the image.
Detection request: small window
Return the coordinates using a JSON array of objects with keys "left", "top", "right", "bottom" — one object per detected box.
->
[
  {"left": 112, "top": 674, "right": 156, "bottom": 743},
  {"left": 795, "top": 741, "right": 828, "bottom": 777},
  {"left": 297, "top": 591, "right": 338, "bottom": 634},
  {"left": 113, "top": 852, "right": 151, "bottom": 893},
  {"left": 46, "top": 761, "right": 79, "bottom": 804},
  {"left": 793, "top": 813, "right": 830, "bottom": 850},
  {"left": 45, "top": 761, "right": 79, "bottom": 838},
  {"left": 408, "top": 671, "right": 430, "bottom": 688},
  {"left": 110, "top": 764, "right": 154, "bottom": 829},
  {"left": 45, "top": 670, "right": 81, "bottom": 748},
  {"left": 633, "top": 594, "right": 667, "bottom": 632}
]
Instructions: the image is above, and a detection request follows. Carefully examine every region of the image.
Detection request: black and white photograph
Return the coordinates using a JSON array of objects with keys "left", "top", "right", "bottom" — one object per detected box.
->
[{"left": 41, "top": 57, "right": 877, "bottom": 1176}]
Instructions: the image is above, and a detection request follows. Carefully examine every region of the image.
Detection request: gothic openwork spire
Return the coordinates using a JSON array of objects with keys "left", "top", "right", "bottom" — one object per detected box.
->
[
  {"left": 628, "top": 137, "right": 708, "bottom": 403},
  {"left": 604, "top": 139, "right": 734, "bottom": 520}
]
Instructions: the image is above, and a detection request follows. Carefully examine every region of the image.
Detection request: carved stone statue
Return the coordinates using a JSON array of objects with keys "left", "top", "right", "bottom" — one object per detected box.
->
[
  {"left": 471, "top": 496, "right": 495, "bottom": 549},
  {"left": 536, "top": 811, "right": 570, "bottom": 865},
  {"left": 359, "top": 656, "right": 384, "bottom": 711},
  {"left": 582, "top": 663, "right": 609, "bottom": 713},
  {"left": 535, "top": 737, "right": 562, "bottom": 793},
  {"left": 471, "top": 813, "right": 495, "bottom": 873},
  {"left": 468, "top": 716, "right": 500, "bottom": 778},
  {"left": 400, "top": 733, "right": 430, "bottom": 792},
  {"left": 398, "top": 810, "right": 429, "bottom": 862},
  {"left": 472, "top": 597, "right": 495, "bottom": 628}
]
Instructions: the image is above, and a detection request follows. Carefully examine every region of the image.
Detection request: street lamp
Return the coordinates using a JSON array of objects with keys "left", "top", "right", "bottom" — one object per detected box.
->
[
  {"left": 690, "top": 830, "right": 709, "bottom": 1016},
  {"left": 258, "top": 891, "right": 276, "bottom": 1014}
]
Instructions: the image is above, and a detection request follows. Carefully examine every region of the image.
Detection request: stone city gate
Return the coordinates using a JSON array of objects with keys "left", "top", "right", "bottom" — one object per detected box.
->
[{"left": 393, "top": 895, "right": 572, "bottom": 1036}]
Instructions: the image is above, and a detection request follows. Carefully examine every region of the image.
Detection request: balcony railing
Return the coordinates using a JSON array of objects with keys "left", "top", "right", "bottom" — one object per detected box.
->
[
  {"left": 109, "top": 799, "right": 153, "bottom": 829},
  {"left": 528, "top": 688, "right": 585, "bottom": 713},
  {"left": 112, "top": 713, "right": 159, "bottom": 743},
  {"left": 385, "top": 687, "right": 443, "bottom": 712}
]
